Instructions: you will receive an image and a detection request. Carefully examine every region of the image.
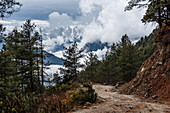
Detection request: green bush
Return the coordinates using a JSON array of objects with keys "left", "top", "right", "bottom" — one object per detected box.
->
[
  {"left": 71, "top": 89, "right": 86, "bottom": 105},
  {"left": 68, "top": 83, "right": 97, "bottom": 106},
  {"left": 85, "top": 85, "right": 97, "bottom": 103},
  {"left": 59, "top": 83, "right": 71, "bottom": 92}
]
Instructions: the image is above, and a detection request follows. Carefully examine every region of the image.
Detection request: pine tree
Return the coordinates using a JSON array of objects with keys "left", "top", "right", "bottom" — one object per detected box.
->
[
  {"left": 84, "top": 51, "right": 99, "bottom": 80},
  {"left": 60, "top": 42, "right": 84, "bottom": 83},
  {"left": 0, "top": 24, "right": 6, "bottom": 42},
  {"left": 2, "top": 20, "right": 43, "bottom": 93},
  {"left": 85, "top": 52, "right": 99, "bottom": 67},
  {"left": 0, "top": 0, "right": 22, "bottom": 18},
  {"left": 120, "top": 34, "right": 131, "bottom": 47},
  {"left": 20, "top": 20, "right": 41, "bottom": 92},
  {"left": 125, "top": 0, "right": 170, "bottom": 28},
  {"left": 39, "top": 30, "right": 45, "bottom": 87},
  {"left": 0, "top": 30, "right": 21, "bottom": 107},
  {"left": 117, "top": 35, "right": 140, "bottom": 82}
]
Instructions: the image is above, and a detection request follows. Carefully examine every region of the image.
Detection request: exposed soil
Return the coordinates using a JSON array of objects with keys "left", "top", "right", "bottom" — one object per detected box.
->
[
  {"left": 120, "top": 26, "right": 170, "bottom": 103},
  {"left": 72, "top": 84, "right": 170, "bottom": 113}
]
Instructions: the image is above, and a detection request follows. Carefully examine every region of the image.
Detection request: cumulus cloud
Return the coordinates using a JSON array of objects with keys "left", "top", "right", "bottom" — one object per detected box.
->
[
  {"left": 43, "top": 38, "right": 58, "bottom": 52},
  {"left": 79, "top": 0, "right": 155, "bottom": 45},
  {"left": 45, "top": 65, "right": 62, "bottom": 80},
  {"left": 93, "top": 47, "right": 108, "bottom": 60},
  {"left": 48, "top": 12, "right": 74, "bottom": 28},
  {"left": 56, "top": 36, "right": 64, "bottom": 45},
  {"left": 0, "top": 20, "right": 49, "bottom": 32}
]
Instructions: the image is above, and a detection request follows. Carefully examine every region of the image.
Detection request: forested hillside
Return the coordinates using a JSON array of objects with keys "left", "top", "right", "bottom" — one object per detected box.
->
[
  {"left": 79, "top": 32, "right": 157, "bottom": 85},
  {"left": 136, "top": 30, "right": 157, "bottom": 62}
]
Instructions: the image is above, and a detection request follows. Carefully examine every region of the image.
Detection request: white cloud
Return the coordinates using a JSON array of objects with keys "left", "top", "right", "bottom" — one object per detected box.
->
[
  {"left": 43, "top": 38, "right": 58, "bottom": 52},
  {"left": 79, "top": 0, "right": 96, "bottom": 15},
  {"left": 45, "top": 64, "right": 63, "bottom": 80},
  {"left": 0, "top": 20, "right": 49, "bottom": 32},
  {"left": 56, "top": 36, "right": 64, "bottom": 45},
  {"left": 79, "top": 0, "right": 154, "bottom": 45},
  {"left": 48, "top": 12, "right": 74, "bottom": 28},
  {"left": 53, "top": 51, "right": 64, "bottom": 58},
  {"left": 93, "top": 47, "right": 108, "bottom": 60},
  {"left": 32, "top": 20, "right": 49, "bottom": 28}
]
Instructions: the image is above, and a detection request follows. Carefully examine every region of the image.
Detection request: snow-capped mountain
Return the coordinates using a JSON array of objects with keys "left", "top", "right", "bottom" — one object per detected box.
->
[
  {"left": 43, "top": 51, "right": 63, "bottom": 66},
  {"left": 42, "top": 26, "right": 83, "bottom": 53},
  {"left": 43, "top": 25, "right": 110, "bottom": 53},
  {"left": 42, "top": 25, "right": 110, "bottom": 65},
  {"left": 82, "top": 40, "right": 110, "bottom": 52}
]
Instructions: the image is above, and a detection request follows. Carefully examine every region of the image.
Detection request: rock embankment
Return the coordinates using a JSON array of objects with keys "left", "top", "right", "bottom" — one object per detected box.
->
[{"left": 120, "top": 26, "right": 170, "bottom": 103}]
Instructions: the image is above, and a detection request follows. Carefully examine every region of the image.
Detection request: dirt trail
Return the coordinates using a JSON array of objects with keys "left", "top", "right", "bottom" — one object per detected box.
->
[{"left": 72, "top": 84, "right": 170, "bottom": 113}]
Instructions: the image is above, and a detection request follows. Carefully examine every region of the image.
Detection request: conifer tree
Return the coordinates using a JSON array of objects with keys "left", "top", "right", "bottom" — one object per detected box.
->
[
  {"left": 39, "top": 30, "right": 45, "bottom": 87},
  {"left": 2, "top": 20, "right": 43, "bottom": 93},
  {"left": 84, "top": 51, "right": 99, "bottom": 80},
  {"left": 60, "top": 42, "right": 84, "bottom": 83},
  {"left": 0, "top": 30, "right": 21, "bottom": 106},
  {"left": 85, "top": 52, "right": 99, "bottom": 67},
  {"left": 20, "top": 20, "right": 41, "bottom": 92},
  {"left": 0, "top": 0, "right": 22, "bottom": 18},
  {"left": 125, "top": 0, "right": 170, "bottom": 28},
  {"left": 0, "top": 24, "right": 5, "bottom": 42},
  {"left": 120, "top": 34, "right": 131, "bottom": 47},
  {"left": 117, "top": 35, "right": 140, "bottom": 82}
]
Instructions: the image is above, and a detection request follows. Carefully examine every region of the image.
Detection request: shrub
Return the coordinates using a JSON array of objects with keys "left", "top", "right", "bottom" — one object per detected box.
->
[
  {"left": 0, "top": 82, "right": 97, "bottom": 112},
  {"left": 59, "top": 84, "right": 71, "bottom": 92},
  {"left": 66, "top": 83, "right": 97, "bottom": 106},
  {"left": 85, "top": 86, "right": 97, "bottom": 103},
  {"left": 37, "top": 93, "right": 69, "bottom": 113},
  {"left": 72, "top": 89, "right": 86, "bottom": 105}
]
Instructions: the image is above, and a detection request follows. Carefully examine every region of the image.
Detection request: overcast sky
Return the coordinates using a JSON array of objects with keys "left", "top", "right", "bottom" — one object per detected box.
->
[
  {"left": 1, "top": 0, "right": 155, "bottom": 50},
  {"left": 8, "top": 0, "right": 81, "bottom": 20}
]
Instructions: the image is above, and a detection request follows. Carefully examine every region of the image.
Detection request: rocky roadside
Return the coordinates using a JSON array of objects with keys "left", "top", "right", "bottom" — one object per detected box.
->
[{"left": 71, "top": 84, "right": 170, "bottom": 113}]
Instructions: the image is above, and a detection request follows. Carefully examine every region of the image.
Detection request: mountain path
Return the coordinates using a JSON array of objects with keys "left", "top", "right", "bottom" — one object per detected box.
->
[{"left": 72, "top": 84, "right": 170, "bottom": 113}]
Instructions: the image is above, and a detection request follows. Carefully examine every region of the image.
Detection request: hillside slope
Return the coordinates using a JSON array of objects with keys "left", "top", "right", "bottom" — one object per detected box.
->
[
  {"left": 120, "top": 26, "right": 170, "bottom": 103},
  {"left": 43, "top": 51, "right": 63, "bottom": 65}
]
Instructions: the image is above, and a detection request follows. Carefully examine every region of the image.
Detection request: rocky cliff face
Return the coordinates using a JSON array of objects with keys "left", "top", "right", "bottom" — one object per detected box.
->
[{"left": 120, "top": 26, "right": 170, "bottom": 103}]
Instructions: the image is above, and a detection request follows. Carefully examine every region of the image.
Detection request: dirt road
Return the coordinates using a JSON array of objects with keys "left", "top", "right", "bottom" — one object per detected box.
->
[{"left": 73, "top": 84, "right": 170, "bottom": 113}]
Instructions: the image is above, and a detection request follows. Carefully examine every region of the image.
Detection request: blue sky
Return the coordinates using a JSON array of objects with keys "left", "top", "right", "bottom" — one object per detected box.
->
[{"left": 8, "top": 0, "right": 81, "bottom": 20}]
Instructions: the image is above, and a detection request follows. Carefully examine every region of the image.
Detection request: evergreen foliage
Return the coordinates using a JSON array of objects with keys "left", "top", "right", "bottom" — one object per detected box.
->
[
  {"left": 125, "top": 0, "right": 170, "bottom": 28},
  {"left": 0, "top": 0, "right": 22, "bottom": 18},
  {"left": 79, "top": 33, "right": 156, "bottom": 85},
  {"left": 59, "top": 42, "right": 84, "bottom": 83},
  {"left": 136, "top": 30, "right": 157, "bottom": 62},
  {"left": 83, "top": 52, "right": 99, "bottom": 81},
  {"left": 118, "top": 43, "right": 139, "bottom": 82},
  {"left": 0, "top": 20, "right": 46, "bottom": 112}
]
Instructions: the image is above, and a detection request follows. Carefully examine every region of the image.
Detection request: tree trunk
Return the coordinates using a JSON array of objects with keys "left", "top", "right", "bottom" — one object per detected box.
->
[
  {"left": 158, "top": 0, "right": 162, "bottom": 28},
  {"left": 40, "top": 38, "right": 44, "bottom": 87}
]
